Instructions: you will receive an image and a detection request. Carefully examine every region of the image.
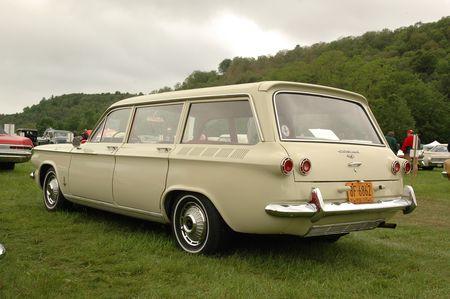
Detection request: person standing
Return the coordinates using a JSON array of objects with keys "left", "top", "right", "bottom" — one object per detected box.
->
[
  {"left": 385, "top": 131, "right": 399, "bottom": 153},
  {"left": 401, "top": 129, "right": 414, "bottom": 160}
]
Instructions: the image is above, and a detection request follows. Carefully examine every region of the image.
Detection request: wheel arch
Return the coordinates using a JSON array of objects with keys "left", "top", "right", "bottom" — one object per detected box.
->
[
  {"left": 161, "top": 186, "right": 234, "bottom": 230},
  {"left": 38, "top": 161, "right": 58, "bottom": 188}
]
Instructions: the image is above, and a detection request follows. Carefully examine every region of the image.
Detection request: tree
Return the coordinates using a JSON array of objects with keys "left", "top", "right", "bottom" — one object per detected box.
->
[{"left": 218, "top": 59, "right": 232, "bottom": 74}]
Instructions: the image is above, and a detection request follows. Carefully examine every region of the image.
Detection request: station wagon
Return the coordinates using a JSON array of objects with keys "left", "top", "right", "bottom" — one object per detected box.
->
[{"left": 30, "top": 81, "right": 417, "bottom": 253}]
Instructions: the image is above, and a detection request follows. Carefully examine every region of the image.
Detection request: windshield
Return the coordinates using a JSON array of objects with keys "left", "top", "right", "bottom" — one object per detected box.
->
[
  {"left": 55, "top": 131, "right": 69, "bottom": 138},
  {"left": 274, "top": 93, "right": 382, "bottom": 145},
  {"left": 431, "top": 145, "right": 448, "bottom": 152}
]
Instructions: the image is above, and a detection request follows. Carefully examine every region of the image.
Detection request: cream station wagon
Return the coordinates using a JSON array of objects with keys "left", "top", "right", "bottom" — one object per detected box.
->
[{"left": 30, "top": 81, "right": 417, "bottom": 254}]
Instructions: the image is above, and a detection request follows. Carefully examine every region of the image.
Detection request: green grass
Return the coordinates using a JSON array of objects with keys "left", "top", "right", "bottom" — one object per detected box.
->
[{"left": 1, "top": 163, "right": 449, "bottom": 298}]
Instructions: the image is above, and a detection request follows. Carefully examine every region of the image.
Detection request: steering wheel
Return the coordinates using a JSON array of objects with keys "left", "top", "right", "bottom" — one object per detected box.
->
[{"left": 112, "top": 131, "right": 125, "bottom": 139}]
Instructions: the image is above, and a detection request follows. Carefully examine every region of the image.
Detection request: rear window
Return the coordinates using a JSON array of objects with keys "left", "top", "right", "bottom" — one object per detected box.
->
[{"left": 274, "top": 93, "right": 382, "bottom": 145}]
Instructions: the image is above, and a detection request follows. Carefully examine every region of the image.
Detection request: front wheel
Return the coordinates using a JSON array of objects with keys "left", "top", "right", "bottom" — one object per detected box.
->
[
  {"left": 172, "top": 193, "right": 230, "bottom": 254},
  {"left": 43, "top": 168, "right": 70, "bottom": 211}
]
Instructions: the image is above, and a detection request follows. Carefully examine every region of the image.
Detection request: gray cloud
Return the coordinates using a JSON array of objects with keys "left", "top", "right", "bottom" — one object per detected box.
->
[{"left": 0, "top": 0, "right": 448, "bottom": 114}]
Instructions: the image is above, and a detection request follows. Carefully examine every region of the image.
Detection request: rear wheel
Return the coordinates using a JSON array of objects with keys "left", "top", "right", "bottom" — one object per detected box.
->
[
  {"left": 0, "top": 163, "right": 15, "bottom": 170},
  {"left": 171, "top": 193, "right": 230, "bottom": 254},
  {"left": 43, "top": 168, "right": 70, "bottom": 211}
]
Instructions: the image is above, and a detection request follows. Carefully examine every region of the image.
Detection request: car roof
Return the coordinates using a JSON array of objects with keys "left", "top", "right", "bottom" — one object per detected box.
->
[{"left": 110, "top": 81, "right": 367, "bottom": 108}]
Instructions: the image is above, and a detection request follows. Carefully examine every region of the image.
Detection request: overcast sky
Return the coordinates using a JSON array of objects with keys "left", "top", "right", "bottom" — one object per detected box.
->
[{"left": 0, "top": 0, "right": 448, "bottom": 114}]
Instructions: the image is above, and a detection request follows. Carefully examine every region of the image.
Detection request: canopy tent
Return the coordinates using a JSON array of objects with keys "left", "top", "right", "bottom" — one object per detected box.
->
[{"left": 422, "top": 140, "right": 441, "bottom": 151}]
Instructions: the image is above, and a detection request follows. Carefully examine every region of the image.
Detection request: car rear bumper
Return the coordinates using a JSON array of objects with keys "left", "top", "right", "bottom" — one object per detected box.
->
[
  {"left": 421, "top": 160, "right": 446, "bottom": 167},
  {"left": 265, "top": 185, "right": 417, "bottom": 223},
  {"left": 0, "top": 153, "right": 31, "bottom": 163}
]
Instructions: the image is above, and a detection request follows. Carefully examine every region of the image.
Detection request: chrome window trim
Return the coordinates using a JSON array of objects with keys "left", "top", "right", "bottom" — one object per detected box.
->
[
  {"left": 112, "top": 92, "right": 264, "bottom": 142},
  {"left": 272, "top": 90, "right": 386, "bottom": 147}
]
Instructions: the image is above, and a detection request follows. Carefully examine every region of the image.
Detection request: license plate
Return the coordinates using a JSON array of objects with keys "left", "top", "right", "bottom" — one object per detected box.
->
[{"left": 345, "top": 182, "right": 373, "bottom": 204}]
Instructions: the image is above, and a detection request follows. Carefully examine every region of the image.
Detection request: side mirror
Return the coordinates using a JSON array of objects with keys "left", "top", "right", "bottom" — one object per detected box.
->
[{"left": 72, "top": 136, "right": 82, "bottom": 148}]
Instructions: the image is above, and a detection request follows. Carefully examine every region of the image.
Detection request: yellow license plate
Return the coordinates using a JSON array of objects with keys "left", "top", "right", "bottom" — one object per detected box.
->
[{"left": 345, "top": 182, "right": 373, "bottom": 204}]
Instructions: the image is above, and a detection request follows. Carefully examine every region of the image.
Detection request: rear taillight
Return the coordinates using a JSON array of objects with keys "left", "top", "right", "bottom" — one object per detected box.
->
[
  {"left": 391, "top": 161, "right": 401, "bottom": 175},
  {"left": 280, "top": 158, "right": 294, "bottom": 175},
  {"left": 403, "top": 161, "right": 411, "bottom": 174},
  {"left": 299, "top": 158, "right": 311, "bottom": 175}
]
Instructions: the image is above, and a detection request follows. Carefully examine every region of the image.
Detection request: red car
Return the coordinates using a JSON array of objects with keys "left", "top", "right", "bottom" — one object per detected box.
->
[{"left": 0, "top": 127, "right": 33, "bottom": 170}]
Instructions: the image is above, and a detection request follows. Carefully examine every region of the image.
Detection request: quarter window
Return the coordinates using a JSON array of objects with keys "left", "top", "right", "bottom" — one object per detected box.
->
[
  {"left": 128, "top": 104, "right": 183, "bottom": 144},
  {"left": 182, "top": 100, "right": 259, "bottom": 145},
  {"left": 100, "top": 108, "right": 132, "bottom": 143}
]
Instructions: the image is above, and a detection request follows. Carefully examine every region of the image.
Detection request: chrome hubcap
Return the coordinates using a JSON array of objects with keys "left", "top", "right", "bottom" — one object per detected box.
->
[
  {"left": 179, "top": 202, "right": 207, "bottom": 246},
  {"left": 45, "top": 176, "right": 59, "bottom": 206}
]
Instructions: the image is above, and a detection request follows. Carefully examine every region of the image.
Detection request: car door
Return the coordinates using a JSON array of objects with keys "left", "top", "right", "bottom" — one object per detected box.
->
[
  {"left": 113, "top": 103, "right": 184, "bottom": 213},
  {"left": 68, "top": 108, "right": 132, "bottom": 203}
]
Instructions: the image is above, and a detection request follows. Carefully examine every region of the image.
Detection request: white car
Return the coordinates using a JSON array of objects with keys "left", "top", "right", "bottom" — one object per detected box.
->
[
  {"left": 30, "top": 81, "right": 417, "bottom": 254},
  {"left": 419, "top": 144, "right": 449, "bottom": 170}
]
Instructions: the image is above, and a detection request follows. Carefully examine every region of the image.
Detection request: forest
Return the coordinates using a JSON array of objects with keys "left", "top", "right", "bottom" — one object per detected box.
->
[{"left": 0, "top": 17, "right": 448, "bottom": 143}]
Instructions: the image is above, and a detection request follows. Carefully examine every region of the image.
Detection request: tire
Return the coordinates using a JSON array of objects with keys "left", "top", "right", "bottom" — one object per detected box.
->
[
  {"left": 43, "top": 168, "right": 70, "bottom": 211},
  {"left": 171, "top": 193, "right": 230, "bottom": 254},
  {"left": 0, "top": 163, "right": 15, "bottom": 170},
  {"left": 422, "top": 166, "right": 434, "bottom": 170}
]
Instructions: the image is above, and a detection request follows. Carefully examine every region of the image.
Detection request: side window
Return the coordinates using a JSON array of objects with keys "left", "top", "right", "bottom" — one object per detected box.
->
[
  {"left": 128, "top": 104, "right": 183, "bottom": 144},
  {"left": 100, "top": 108, "right": 131, "bottom": 143},
  {"left": 182, "top": 100, "right": 259, "bottom": 145},
  {"left": 90, "top": 119, "right": 105, "bottom": 143}
]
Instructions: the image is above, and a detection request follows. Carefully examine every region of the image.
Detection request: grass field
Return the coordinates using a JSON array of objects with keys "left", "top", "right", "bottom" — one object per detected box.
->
[{"left": 0, "top": 163, "right": 449, "bottom": 298}]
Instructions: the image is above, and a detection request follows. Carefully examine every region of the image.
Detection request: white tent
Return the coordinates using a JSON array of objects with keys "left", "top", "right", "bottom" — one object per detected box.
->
[{"left": 422, "top": 140, "right": 440, "bottom": 151}]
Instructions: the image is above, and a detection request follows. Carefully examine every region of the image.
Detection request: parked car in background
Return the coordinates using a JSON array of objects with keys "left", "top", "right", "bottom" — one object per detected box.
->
[
  {"left": 419, "top": 144, "right": 449, "bottom": 170},
  {"left": 37, "top": 128, "right": 74, "bottom": 145},
  {"left": 30, "top": 81, "right": 417, "bottom": 254},
  {"left": 16, "top": 128, "right": 38, "bottom": 146},
  {"left": 0, "top": 127, "right": 33, "bottom": 170}
]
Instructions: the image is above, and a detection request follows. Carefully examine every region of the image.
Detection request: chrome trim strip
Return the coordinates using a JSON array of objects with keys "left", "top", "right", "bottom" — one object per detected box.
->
[
  {"left": 265, "top": 185, "right": 417, "bottom": 222},
  {"left": 66, "top": 194, "right": 165, "bottom": 222}
]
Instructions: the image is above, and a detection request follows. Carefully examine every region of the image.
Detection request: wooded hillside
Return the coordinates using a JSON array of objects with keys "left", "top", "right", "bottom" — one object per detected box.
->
[{"left": 1, "top": 17, "right": 448, "bottom": 142}]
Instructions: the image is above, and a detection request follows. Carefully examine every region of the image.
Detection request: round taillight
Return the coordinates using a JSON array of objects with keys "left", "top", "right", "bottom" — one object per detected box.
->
[
  {"left": 391, "top": 161, "right": 401, "bottom": 175},
  {"left": 403, "top": 161, "right": 411, "bottom": 174},
  {"left": 281, "top": 158, "right": 294, "bottom": 175},
  {"left": 299, "top": 158, "right": 311, "bottom": 175}
]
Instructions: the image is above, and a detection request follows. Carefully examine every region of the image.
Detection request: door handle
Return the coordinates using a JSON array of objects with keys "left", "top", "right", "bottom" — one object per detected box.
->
[
  {"left": 107, "top": 146, "right": 118, "bottom": 152},
  {"left": 157, "top": 147, "right": 172, "bottom": 153}
]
